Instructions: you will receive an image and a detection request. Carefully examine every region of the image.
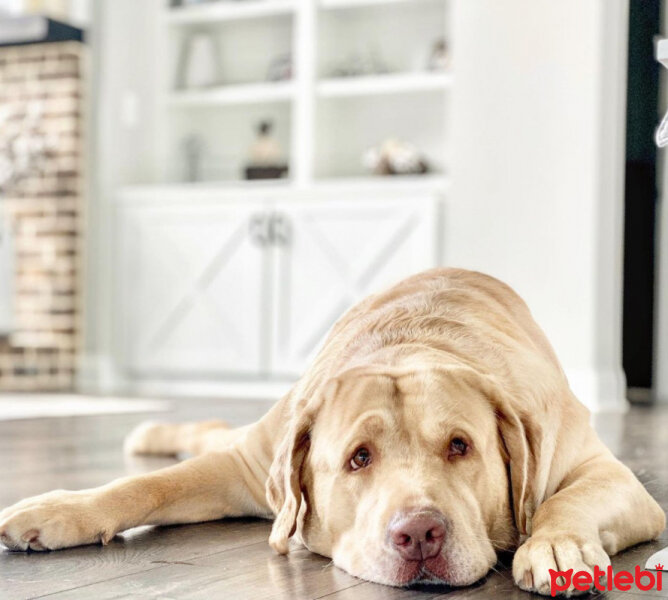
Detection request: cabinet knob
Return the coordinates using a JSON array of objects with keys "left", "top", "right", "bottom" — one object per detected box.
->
[
  {"left": 248, "top": 213, "right": 270, "bottom": 247},
  {"left": 271, "top": 213, "right": 291, "bottom": 246}
]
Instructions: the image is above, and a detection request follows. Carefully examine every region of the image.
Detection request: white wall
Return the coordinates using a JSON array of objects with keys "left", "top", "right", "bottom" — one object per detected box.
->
[
  {"left": 448, "top": 0, "right": 630, "bottom": 412},
  {"left": 80, "top": 0, "right": 161, "bottom": 392}
]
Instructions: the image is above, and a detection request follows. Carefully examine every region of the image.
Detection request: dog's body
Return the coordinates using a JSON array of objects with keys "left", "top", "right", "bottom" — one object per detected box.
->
[{"left": 1, "top": 268, "right": 664, "bottom": 595}]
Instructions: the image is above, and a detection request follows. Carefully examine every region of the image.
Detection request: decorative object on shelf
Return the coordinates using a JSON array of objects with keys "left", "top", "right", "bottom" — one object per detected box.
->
[
  {"left": 427, "top": 37, "right": 449, "bottom": 72},
  {"left": 328, "top": 47, "right": 391, "bottom": 78},
  {"left": 362, "top": 138, "right": 429, "bottom": 176},
  {"left": 175, "top": 30, "right": 222, "bottom": 89},
  {"left": 181, "top": 134, "right": 205, "bottom": 182},
  {"left": 245, "top": 120, "right": 288, "bottom": 180},
  {"left": 266, "top": 53, "right": 292, "bottom": 82}
]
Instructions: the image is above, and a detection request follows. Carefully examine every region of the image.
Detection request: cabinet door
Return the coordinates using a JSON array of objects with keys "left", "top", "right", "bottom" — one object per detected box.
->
[
  {"left": 271, "top": 197, "right": 440, "bottom": 376},
  {"left": 117, "top": 202, "right": 268, "bottom": 377}
]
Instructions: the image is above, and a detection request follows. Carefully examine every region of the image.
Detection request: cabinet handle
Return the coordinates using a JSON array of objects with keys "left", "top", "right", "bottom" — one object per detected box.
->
[
  {"left": 248, "top": 213, "right": 270, "bottom": 247},
  {"left": 271, "top": 213, "right": 291, "bottom": 246}
]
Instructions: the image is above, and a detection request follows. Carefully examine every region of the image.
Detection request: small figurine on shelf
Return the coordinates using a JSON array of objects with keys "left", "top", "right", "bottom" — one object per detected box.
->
[
  {"left": 427, "top": 38, "right": 449, "bottom": 71},
  {"left": 362, "top": 138, "right": 429, "bottom": 176},
  {"left": 328, "top": 46, "right": 391, "bottom": 78},
  {"left": 245, "top": 120, "right": 288, "bottom": 180},
  {"left": 266, "top": 53, "right": 292, "bottom": 82}
]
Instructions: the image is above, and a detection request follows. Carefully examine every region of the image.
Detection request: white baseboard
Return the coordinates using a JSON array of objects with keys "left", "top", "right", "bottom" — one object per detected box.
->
[
  {"left": 77, "top": 356, "right": 294, "bottom": 401},
  {"left": 566, "top": 365, "right": 628, "bottom": 414},
  {"left": 124, "top": 378, "right": 293, "bottom": 401}
]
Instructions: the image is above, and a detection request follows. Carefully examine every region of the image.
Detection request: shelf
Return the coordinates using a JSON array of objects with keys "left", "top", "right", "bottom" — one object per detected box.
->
[
  {"left": 320, "top": 0, "right": 439, "bottom": 9},
  {"left": 166, "top": 81, "right": 294, "bottom": 107},
  {"left": 313, "top": 174, "right": 450, "bottom": 191},
  {"left": 165, "top": 0, "right": 295, "bottom": 25},
  {"left": 119, "top": 175, "right": 449, "bottom": 199},
  {"left": 317, "top": 72, "right": 452, "bottom": 98}
]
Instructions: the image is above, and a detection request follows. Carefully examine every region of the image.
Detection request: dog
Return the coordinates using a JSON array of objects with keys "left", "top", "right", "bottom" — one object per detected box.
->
[{"left": 0, "top": 268, "right": 664, "bottom": 596}]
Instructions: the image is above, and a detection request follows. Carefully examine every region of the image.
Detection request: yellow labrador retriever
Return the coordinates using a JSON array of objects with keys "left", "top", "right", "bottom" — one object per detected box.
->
[{"left": 0, "top": 268, "right": 664, "bottom": 595}]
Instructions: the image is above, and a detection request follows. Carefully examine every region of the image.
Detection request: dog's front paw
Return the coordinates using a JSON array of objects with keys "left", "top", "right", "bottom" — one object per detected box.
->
[
  {"left": 0, "top": 490, "right": 115, "bottom": 551},
  {"left": 512, "top": 533, "right": 610, "bottom": 596}
]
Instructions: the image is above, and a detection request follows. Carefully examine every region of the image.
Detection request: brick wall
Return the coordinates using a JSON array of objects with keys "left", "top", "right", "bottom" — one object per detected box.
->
[{"left": 0, "top": 42, "right": 84, "bottom": 391}]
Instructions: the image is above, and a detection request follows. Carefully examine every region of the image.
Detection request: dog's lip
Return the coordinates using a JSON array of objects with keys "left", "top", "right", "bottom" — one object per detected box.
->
[{"left": 392, "top": 557, "right": 451, "bottom": 586}]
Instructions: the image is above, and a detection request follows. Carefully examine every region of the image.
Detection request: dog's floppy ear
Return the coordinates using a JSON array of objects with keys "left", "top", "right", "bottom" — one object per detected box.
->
[
  {"left": 490, "top": 390, "right": 540, "bottom": 536},
  {"left": 266, "top": 405, "right": 313, "bottom": 554},
  {"left": 266, "top": 377, "right": 338, "bottom": 554},
  {"left": 482, "top": 373, "right": 588, "bottom": 537}
]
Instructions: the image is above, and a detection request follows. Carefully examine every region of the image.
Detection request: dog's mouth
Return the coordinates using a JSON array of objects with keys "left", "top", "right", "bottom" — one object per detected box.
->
[{"left": 393, "top": 557, "right": 451, "bottom": 587}]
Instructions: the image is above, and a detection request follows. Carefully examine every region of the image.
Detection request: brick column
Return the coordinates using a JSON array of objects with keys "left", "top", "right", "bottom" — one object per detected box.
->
[{"left": 0, "top": 41, "right": 85, "bottom": 391}]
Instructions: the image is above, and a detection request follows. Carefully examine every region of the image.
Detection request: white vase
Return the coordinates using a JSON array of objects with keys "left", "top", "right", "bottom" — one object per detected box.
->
[{"left": 179, "top": 31, "right": 221, "bottom": 89}]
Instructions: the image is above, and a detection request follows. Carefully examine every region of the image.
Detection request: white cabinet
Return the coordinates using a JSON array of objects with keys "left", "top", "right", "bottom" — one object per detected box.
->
[
  {"left": 116, "top": 190, "right": 439, "bottom": 384},
  {"left": 117, "top": 200, "right": 269, "bottom": 377},
  {"left": 270, "top": 198, "right": 438, "bottom": 375}
]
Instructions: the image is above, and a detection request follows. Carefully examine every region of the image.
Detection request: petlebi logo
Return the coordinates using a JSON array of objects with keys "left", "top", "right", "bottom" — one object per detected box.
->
[{"left": 549, "top": 563, "right": 664, "bottom": 596}]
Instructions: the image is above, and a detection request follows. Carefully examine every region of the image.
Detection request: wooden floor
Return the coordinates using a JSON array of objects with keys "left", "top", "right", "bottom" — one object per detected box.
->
[{"left": 1, "top": 399, "right": 667, "bottom": 600}]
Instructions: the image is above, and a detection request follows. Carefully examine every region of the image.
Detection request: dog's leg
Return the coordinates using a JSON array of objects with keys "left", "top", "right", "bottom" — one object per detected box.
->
[
  {"left": 512, "top": 449, "right": 666, "bottom": 596},
  {"left": 0, "top": 416, "right": 280, "bottom": 552},
  {"left": 123, "top": 419, "right": 247, "bottom": 456}
]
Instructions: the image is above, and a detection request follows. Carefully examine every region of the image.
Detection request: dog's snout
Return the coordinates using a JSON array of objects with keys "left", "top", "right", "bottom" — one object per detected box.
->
[{"left": 388, "top": 510, "right": 446, "bottom": 561}]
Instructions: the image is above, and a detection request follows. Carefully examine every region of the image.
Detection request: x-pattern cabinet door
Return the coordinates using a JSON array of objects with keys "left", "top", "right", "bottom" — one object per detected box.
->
[
  {"left": 117, "top": 201, "right": 269, "bottom": 377},
  {"left": 270, "top": 196, "right": 439, "bottom": 376}
]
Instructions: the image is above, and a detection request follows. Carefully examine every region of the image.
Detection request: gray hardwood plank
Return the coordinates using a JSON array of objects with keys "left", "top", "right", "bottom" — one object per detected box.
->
[
  {"left": 320, "top": 581, "right": 452, "bottom": 600},
  {"left": 1, "top": 519, "right": 273, "bottom": 600},
  {"left": 38, "top": 544, "right": 361, "bottom": 600}
]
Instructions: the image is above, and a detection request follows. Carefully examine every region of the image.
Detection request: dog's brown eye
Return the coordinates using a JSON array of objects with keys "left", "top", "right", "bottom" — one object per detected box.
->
[
  {"left": 350, "top": 447, "right": 372, "bottom": 470},
  {"left": 448, "top": 437, "right": 469, "bottom": 458}
]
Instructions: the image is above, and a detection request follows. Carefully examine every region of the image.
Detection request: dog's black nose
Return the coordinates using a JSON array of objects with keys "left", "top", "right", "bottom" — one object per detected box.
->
[{"left": 389, "top": 510, "right": 446, "bottom": 561}]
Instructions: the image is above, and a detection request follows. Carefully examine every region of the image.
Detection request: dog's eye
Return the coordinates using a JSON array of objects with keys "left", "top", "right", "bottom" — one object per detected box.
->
[
  {"left": 350, "top": 447, "right": 372, "bottom": 470},
  {"left": 448, "top": 437, "right": 469, "bottom": 458}
]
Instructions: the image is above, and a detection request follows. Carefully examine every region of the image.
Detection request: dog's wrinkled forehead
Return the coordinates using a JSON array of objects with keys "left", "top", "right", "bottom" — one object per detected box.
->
[
  {"left": 319, "top": 373, "right": 399, "bottom": 432},
  {"left": 311, "top": 368, "right": 494, "bottom": 455}
]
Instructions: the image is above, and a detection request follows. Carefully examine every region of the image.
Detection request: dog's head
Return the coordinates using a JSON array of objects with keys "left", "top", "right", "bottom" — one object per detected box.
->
[{"left": 266, "top": 363, "right": 574, "bottom": 587}]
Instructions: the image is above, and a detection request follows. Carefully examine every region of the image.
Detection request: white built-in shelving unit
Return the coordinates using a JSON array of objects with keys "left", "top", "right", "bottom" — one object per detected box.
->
[
  {"left": 156, "top": 0, "right": 452, "bottom": 188},
  {"left": 92, "top": 0, "right": 455, "bottom": 396}
]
